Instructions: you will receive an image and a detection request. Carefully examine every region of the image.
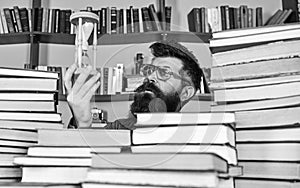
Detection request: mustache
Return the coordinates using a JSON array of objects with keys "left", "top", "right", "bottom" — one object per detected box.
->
[{"left": 134, "top": 80, "right": 163, "bottom": 98}]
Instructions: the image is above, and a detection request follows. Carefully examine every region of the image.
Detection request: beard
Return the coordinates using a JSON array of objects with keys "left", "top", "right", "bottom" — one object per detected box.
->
[{"left": 130, "top": 80, "right": 181, "bottom": 115}]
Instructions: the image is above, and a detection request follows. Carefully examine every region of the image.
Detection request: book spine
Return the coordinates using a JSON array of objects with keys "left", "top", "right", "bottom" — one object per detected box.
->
[
  {"left": 158, "top": 0, "right": 166, "bottom": 30},
  {"left": 43, "top": 8, "right": 49, "bottom": 32},
  {"left": 10, "top": 9, "right": 19, "bottom": 32},
  {"left": 126, "top": 7, "right": 132, "bottom": 33},
  {"left": 248, "top": 8, "right": 253, "bottom": 27},
  {"left": 141, "top": 7, "right": 153, "bottom": 32},
  {"left": 132, "top": 8, "right": 140, "bottom": 33},
  {"left": 101, "top": 8, "right": 107, "bottom": 34},
  {"left": 3, "top": 8, "right": 15, "bottom": 33},
  {"left": 54, "top": 9, "right": 60, "bottom": 33},
  {"left": 110, "top": 7, "right": 117, "bottom": 34},
  {"left": 0, "top": 9, "right": 9, "bottom": 33},
  {"left": 19, "top": 8, "right": 29, "bottom": 32},
  {"left": 59, "top": 9, "right": 66, "bottom": 33},
  {"left": 228, "top": 7, "right": 235, "bottom": 29},
  {"left": 119, "top": 9, "right": 124, "bottom": 34},
  {"left": 282, "top": 0, "right": 299, "bottom": 22},
  {"left": 35, "top": 7, "right": 43, "bottom": 32},
  {"left": 13, "top": 6, "right": 23, "bottom": 32},
  {"left": 65, "top": 9, "right": 72, "bottom": 34},
  {"left": 148, "top": 4, "right": 162, "bottom": 31},
  {"left": 0, "top": 10, "right": 3, "bottom": 34},
  {"left": 187, "top": 8, "right": 200, "bottom": 32},
  {"left": 106, "top": 7, "right": 111, "bottom": 34},
  {"left": 165, "top": 6, "right": 171, "bottom": 31}
]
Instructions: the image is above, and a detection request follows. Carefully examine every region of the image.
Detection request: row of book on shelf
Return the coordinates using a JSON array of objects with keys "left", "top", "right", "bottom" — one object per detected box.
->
[
  {"left": 0, "top": 3, "right": 172, "bottom": 35},
  {"left": 210, "top": 22, "right": 300, "bottom": 187},
  {"left": 188, "top": 5, "right": 264, "bottom": 33}
]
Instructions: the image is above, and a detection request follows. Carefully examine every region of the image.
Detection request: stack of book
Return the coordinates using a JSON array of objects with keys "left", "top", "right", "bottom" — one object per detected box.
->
[
  {"left": 13, "top": 128, "right": 131, "bottom": 183},
  {"left": 210, "top": 23, "right": 300, "bottom": 187},
  {"left": 82, "top": 112, "right": 241, "bottom": 188},
  {"left": 0, "top": 67, "right": 63, "bottom": 182}
]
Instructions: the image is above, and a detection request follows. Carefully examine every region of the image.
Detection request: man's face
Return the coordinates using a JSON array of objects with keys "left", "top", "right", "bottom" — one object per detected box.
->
[{"left": 130, "top": 57, "right": 189, "bottom": 114}]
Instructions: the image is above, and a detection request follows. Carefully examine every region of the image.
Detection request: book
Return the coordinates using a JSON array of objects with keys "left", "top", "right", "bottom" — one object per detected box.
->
[
  {"left": 135, "top": 112, "right": 235, "bottom": 125},
  {"left": 141, "top": 7, "right": 153, "bottom": 32},
  {"left": 27, "top": 146, "right": 121, "bottom": 158},
  {"left": 256, "top": 7, "right": 263, "bottom": 26},
  {"left": 265, "top": 9, "right": 283, "bottom": 25},
  {"left": 148, "top": 4, "right": 162, "bottom": 31},
  {"left": 0, "top": 139, "right": 36, "bottom": 148},
  {"left": 13, "top": 6, "right": 22, "bottom": 32},
  {"left": 37, "top": 129, "right": 131, "bottom": 146},
  {"left": 211, "top": 95, "right": 300, "bottom": 113},
  {"left": 0, "top": 128, "right": 37, "bottom": 142},
  {"left": 276, "top": 9, "right": 293, "bottom": 24},
  {"left": 237, "top": 143, "right": 300, "bottom": 161},
  {"left": 213, "top": 81, "right": 300, "bottom": 103},
  {"left": 239, "top": 161, "right": 300, "bottom": 180},
  {"left": 132, "top": 124, "right": 235, "bottom": 146},
  {"left": 210, "top": 26, "right": 300, "bottom": 48},
  {"left": 165, "top": 6, "right": 171, "bottom": 31},
  {"left": 3, "top": 8, "right": 15, "bottom": 33},
  {"left": 236, "top": 178, "right": 300, "bottom": 188},
  {"left": 14, "top": 156, "right": 91, "bottom": 167},
  {"left": 110, "top": 7, "right": 117, "bottom": 34},
  {"left": 0, "top": 77, "right": 58, "bottom": 92},
  {"left": 0, "top": 93, "right": 56, "bottom": 101},
  {"left": 0, "top": 183, "right": 80, "bottom": 188},
  {"left": 90, "top": 153, "right": 228, "bottom": 172},
  {"left": 0, "top": 168, "right": 21, "bottom": 178},
  {"left": 187, "top": 8, "right": 201, "bottom": 32},
  {"left": 0, "top": 153, "right": 24, "bottom": 166},
  {"left": 0, "top": 67, "right": 59, "bottom": 79},
  {"left": 282, "top": 0, "right": 300, "bottom": 22},
  {"left": 131, "top": 144, "right": 238, "bottom": 165},
  {"left": 0, "top": 146, "right": 28, "bottom": 154},
  {"left": 19, "top": 8, "right": 29, "bottom": 32},
  {"left": 86, "top": 169, "right": 219, "bottom": 188},
  {"left": 210, "top": 73, "right": 300, "bottom": 90},
  {"left": 0, "top": 100, "right": 56, "bottom": 112},
  {"left": 0, "top": 112, "right": 61, "bottom": 122},
  {"left": 21, "top": 167, "right": 88, "bottom": 183},
  {"left": 132, "top": 8, "right": 140, "bottom": 33},
  {"left": 211, "top": 40, "right": 300, "bottom": 67},
  {"left": 211, "top": 22, "right": 300, "bottom": 39},
  {"left": 237, "top": 127, "right": 300, "bottom": 142}
]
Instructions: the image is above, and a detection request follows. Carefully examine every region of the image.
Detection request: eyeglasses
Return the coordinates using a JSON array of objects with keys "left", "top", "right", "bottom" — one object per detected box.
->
[{"left": 140, "top": 64, "right": 191, "bottom": 84}]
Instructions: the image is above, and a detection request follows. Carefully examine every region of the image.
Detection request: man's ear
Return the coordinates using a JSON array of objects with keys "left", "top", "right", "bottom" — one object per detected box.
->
[{"left": 180, "top": 85, "right": 195, "bottom": 102}]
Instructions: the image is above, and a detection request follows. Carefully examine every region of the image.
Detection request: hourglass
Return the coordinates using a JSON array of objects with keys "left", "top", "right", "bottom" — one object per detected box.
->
[{"left": 70, "top": 11, "right": 99, "bottom": 78}]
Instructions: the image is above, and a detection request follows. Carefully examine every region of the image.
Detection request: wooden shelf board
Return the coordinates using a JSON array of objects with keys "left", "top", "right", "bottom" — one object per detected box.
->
[{"left": 0, "top": 32, "right": 31, "bottom": 44}]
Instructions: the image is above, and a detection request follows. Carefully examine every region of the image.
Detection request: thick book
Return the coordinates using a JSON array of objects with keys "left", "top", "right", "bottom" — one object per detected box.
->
[
  {"left": 210, "top": 73, "right": 300, "bottom": 90},
  {"left": 256, "top": 7, "right": 263, "bottom": 26},
  {"left": 14, "top": 156, "right": 91, "bottom": 167},
  {"left": 131, "top": 144, "right": 237, "bottom": 165},
  {"left": 0, "top": 67, "right": 59, "bottom": 79},
  {"left": 213, "top": 81, "right": 300, "bottom": 103},
  {"left": 0, "top": 77, "right": 57, "bottom": 91},
  {"left": 211, "top": 22, "right": 300, "bottom": 39},
  {"left": 237, "top": 127, "right": 300, "bottom": 142},
  {"left": 211, "top": 95, "right": 300, "bottom": 113},
  {"left": 0, "top": 93, "right": 56, "bottom": 101},
  {"left": 37, "top": 129, "right": 131, "bottom": 146},
  {"left": 187, "top": 8, "right": 201, "bottom": 32},
  {"left": 239, "top": 161, "right": 300, "bottom": 180},
  {"left": 211, "top": 57, "right": 300, "bottom": 82},
  {"left": 0, "top": 167, "right": 21, "bottom": 178},
  {"left": 91, "top": 153, "right": 228, "bottom": 172},
  {"left": 0, "top": 128, "right": 37, "bottom": 142},
  {"left": 235, "top": 106, "right": 300, "bottom": 129},
  {"left": 211, "top": 40, "right": 300, "bottom": 67},
  {"left": 21, "top": 167, "right": 88, "bottom": 184},
  {"left": 135, "top": 112, "right": 235, "bottom": 126},
  {"left": 0, "top": 100, "right": 56, "bottom": 112},
  {"left": 237, "top": 143, "right": 300, "bottom": 161},
  {"left": 210, "top": 26, "right": 300, "bottom": 48},
  {"left": 132, "top": 124, "right": 235, "bottom": 146},
  {"left": 0, "top": 112, "right": 61, "bottom": 122},
  {"left": 235, "top": 178, "right": 300, "bottom": 188},
  {"left": 27, "top": 146, "right": 121, "bottom": 157},
  {"left": 86, "top": 169, "right": 219, "bottom": 188}
]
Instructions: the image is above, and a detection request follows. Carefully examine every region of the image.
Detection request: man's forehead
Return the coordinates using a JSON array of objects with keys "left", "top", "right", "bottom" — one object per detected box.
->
[{"left": 152, "top": 57, "right": 183, "bottom": 70}]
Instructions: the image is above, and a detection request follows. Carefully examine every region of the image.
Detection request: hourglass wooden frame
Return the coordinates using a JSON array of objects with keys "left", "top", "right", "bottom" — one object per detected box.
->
[{"left": 70, "top": 11, "right": 99, "bottom": 68}]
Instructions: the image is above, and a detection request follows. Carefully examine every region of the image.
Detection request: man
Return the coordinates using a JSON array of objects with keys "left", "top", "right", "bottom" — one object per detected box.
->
[{"left": 65, "top": 40, "right": 204, "bottom": 130}]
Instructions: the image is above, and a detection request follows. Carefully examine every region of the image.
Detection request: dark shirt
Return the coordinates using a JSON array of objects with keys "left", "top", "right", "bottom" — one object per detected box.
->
[{"left": 68, "top": 113, "right": 137, "bottom": 130}]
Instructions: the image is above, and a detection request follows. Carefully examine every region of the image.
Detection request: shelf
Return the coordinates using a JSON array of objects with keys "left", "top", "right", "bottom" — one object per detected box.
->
[
  {"left": 0, "top": 32, "right": 31, "bottom": 44},
  {"left": 59, "top": 93, "right": 212, "bottom": 102},
  {"left": 32, "top": 31, "right": 211, "bottom": 45}
]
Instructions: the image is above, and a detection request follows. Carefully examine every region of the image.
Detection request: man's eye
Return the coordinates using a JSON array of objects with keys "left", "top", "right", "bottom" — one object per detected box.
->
[{"left": 158, "top": 68, "right": 170, "bottom": 76}]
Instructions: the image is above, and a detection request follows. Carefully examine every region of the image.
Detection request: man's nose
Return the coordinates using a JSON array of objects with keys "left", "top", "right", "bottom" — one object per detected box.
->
[{"left": 146, "top": 71, "right": 158, "bottom": 83}]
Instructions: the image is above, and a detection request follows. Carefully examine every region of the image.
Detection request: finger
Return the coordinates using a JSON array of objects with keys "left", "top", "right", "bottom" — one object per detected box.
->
[
  {"left": 78, "top": 72, "right": 101, "bottom": 97},
  {"left": 64, "top": 63, "right": 77, "bottom": 93},
  {"left": 83, "top": 81, "right": 101, "bottom": 102},
  {"left": 72, "top": 66, "right": 94, "bottom": 94}
]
